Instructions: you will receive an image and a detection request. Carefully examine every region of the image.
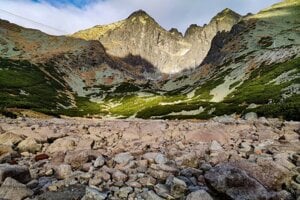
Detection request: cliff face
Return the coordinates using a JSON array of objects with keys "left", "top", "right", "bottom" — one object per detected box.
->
[{"left": 73, "top": 9, "right": 241, "bottom": 74}]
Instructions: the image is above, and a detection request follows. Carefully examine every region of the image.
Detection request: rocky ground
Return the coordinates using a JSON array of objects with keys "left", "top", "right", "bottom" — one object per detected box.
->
[{"left": 0, "top": 114, "right": 299, "bottom": 200}]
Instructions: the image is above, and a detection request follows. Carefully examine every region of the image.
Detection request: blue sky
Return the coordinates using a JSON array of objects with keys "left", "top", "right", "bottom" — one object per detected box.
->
[
  {"left": 32, "top": 0, "right": 96, "bottom": 8},
  {"left": 0, "top": 0, "right": 281, "bottom": 35}
]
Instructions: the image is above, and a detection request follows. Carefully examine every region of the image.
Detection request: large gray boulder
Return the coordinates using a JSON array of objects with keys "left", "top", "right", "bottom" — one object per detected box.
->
[
  {"left": 186, "top": 190, "right": 214, "bottom": 200},
  {"left": 0, "top": 164, "right": 31, "bottom": 183},
  {"left": 205, "top": 163, "right": 271, "bottom": 200},
  {"left": 0, "top": 177, "right": 33, "bottom": 200}
]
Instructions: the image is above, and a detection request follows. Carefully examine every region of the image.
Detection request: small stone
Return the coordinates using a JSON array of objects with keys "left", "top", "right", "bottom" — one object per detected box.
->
[
  {"left": 82, "top": 186, "right": 107, "bottom": 200},
  {"left": 26, "top": 179, "right": 39, "bottom": 189},
  {"left": 296, "top": 175, "right": 300, "bottom": 184},
  {"left": 94, "top": 155, "right": 105, "bottom": 168},
  {"left": 138, "top": 175, "right": 157, "bottom": 186},
  {"left": 55, "top": 164, "right": 72, "bottom": 180},
  {"left": 113, "top": 152, "right": 134, "bottom": 165},
  {"left": 200, "top": 163, "right": 212, "bottom": 172},
  {"left": 112, "top": 170, "right": 128, "bottom": 182},
  {"left": 89, "top": 177, "right": 102, "bottom": 186},
  {"left": 168, "top": 176, "right": 187, "bottom": 198},
  {"left": 118, "top": 186, "right": 133, "bottom": 198},
  {"left": 34, "top": 153, "right": 49, "bottom": 161},
  {"left": 209, "top": 140, "right": 223, "bottom": 154},
  {"left": 186, "top": 190, "right": 213, "bottom": 200},
  {"left": 142, "top": 190, "right": 165, "bottom": 200},
  {"left": 239, "top": 142, "right": 252, "bottom": 152},
  {"left": 45, "top": 169, "right": 54, "bottom": 176},
  {"left": 155, "top": 153, "right": 168, "bottom": 164},
  {"left": 126, "top": 181, "right": 142, "bottom": 188},
  {"left": 148, "top": 168, "right": 172, "bottom": 180},
  {"left": 244, "top": 112, "right": 258, "bottom": 121},
  {"left": 154, "top": 183, "right": 171, "bottom": 198},
  {"left": 180, "top": 167, "right": 203, "bottom": 177},
  {"left": 48, "top": 185, "right": 58, "bottom": 192},
  {"left": 0, "top": 177, "right": 33, "bottom": 200}
]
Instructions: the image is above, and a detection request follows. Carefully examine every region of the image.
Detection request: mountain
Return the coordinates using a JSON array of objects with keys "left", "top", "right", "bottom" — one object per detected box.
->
[
  {"left": 0, "top": 0, "right": 299, "bottom": 120},
  {"left": 73, "top": 9, "right": 241, "bottom": 74}
]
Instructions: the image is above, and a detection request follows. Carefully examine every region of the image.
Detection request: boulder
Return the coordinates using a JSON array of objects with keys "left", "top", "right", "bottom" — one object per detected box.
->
[
  {"left": 0, "top": 132, "right": 24, "bottom": 146},
  {"left": 36, "top": 184, "right": 85, "bottom": 200},
  {"left": 94, "top": 155, "right": 105, "bottom": 168},
  {"left": 82, "top": 186, "right": 107, "bottom": 200},
  {"left": 186, "top": 190, "right": 213, "bottom": 200},
  {"left": 154, "top": 183, "right": 171, "bottom": 198},
  {"left": 55, "top": 164, "right": 72, "bottom": 180},
  {"left": 205, "top": 163, "right": 271, "bottom": 200},
  {"left": 142, "top": 190, "right": 165, "bottom": 200},
  {"left": 117, "top": 186, "right": 133, "bottom": 198},
  {"left": 244, "top": 112, "right": 258, "bottom": 121},
  {"left": 175, "top": 152, "right": 199, "bottom": 168},
  {"left": 17, "top": 137, "right": 42, "bottom": 153},
  {"left": 0, "top": 177, "right": 33, "bottom": 200},
  {"left": 64, "top": 150, "right": 99, "bottom": 169},
  {"left": 231, "top": 159, "right": 293, "bottom": 190},
  {"left": 0, "top": 144, "right": 18, "bottom": 163},
  {"left": 112, "top": 170, "right": 128, "bottom": 182},
  {"left": 0, "top": 164, "right": 31, "bottom": 183},
  {"left": 209, "top": 140, "right": 223, "bottom": 154},
  {"left": 167, "top": 176, "right": 187, "bottom": 198},
  {"left": 113, "top": 152, "right": 134, "bottom": 165},
  {"left": 46, "top": 137, "right": 76, "bottom": 154}
]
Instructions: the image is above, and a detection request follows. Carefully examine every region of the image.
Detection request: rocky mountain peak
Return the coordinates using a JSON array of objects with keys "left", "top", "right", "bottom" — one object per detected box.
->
[
  {"left": 72, "top": 8, "right": 241, "bottom": 74},
  {"left": 128, "top": 9, "right": 150, "bottom": 18},
  {"left": 169, "top": 28, "right": 183, "bottom": 37},
  {"left": 211, "top": 8, "right": 241, "bottom": 22},
  {"left": 127, "top": 9, "right": 156, "bottom": 24}
]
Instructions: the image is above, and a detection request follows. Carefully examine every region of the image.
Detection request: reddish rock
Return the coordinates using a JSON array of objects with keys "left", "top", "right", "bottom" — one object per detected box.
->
[{"left": 34, "top": 154, "right": 49, "bottom": 162}]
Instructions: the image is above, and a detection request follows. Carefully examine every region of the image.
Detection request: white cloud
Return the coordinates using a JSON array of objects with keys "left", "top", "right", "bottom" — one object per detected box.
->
[{"left": 0, "top": 0, "right": 281, "bottom": 35}]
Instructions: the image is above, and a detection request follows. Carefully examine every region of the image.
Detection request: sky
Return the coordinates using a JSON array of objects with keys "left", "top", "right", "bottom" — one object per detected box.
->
[{"left": 0, "top": 0, "right": 281, "bottom": 35}]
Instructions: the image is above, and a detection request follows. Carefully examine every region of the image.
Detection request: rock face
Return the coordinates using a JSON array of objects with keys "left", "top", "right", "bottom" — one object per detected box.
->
[{"left": 73, "top": 9, "right": 241, "bottom": 74}]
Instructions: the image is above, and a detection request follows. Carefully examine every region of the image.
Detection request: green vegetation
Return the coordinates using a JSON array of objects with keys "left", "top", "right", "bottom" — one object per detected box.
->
[
  {"left": 194, "top": 70, "right": 230, "bottom": 100},
  {"left": 224, "top": 57, "right": 300, "bottom": 104},
  {"left": 0, "top": 57, "right": 298, "bottom": 121},
  {"left": 248, "top": 95, "right": 300, "bottom": 121},
  {"left": 114, "top": 82, "right": 140, "bottom": 93},
  {"left": 59, "top": 97, "right": 107, "bottom": 117},
  {"left": 0, "top": 58, "right": 70, "bottom": 112}
]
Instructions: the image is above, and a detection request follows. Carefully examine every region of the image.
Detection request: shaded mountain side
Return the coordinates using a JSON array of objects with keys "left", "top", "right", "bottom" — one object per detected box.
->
[{"left": 72, "top": 9, "right": 241, "bottom": 74}]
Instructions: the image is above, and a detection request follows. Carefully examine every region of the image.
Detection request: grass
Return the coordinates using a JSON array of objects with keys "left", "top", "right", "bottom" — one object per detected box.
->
[
  {"left": 59, "top": 97, "right": 107, "bottom": 117},
  {"left": 0, "top": 58, "right": 71, "bottom": 112},
  {"left": 0, "top": 56, "right": 298, "bottom": 121},
  {"left": 224, "top": 57, "right": 300, "bottom": 104}
]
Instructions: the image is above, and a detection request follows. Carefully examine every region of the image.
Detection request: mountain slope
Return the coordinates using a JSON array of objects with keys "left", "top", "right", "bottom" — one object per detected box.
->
[
  {"left": 92, "top": 0, "right": 300, "bottom": 120},
  {"left": 73, "top": 9, "right": 241, "bottom": 74},
  {"left": 0, "top": 19, "right": 150, "bottom": 116},
  {"left": 0, "top": 0, "right": 299, "bottom": 120}
]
